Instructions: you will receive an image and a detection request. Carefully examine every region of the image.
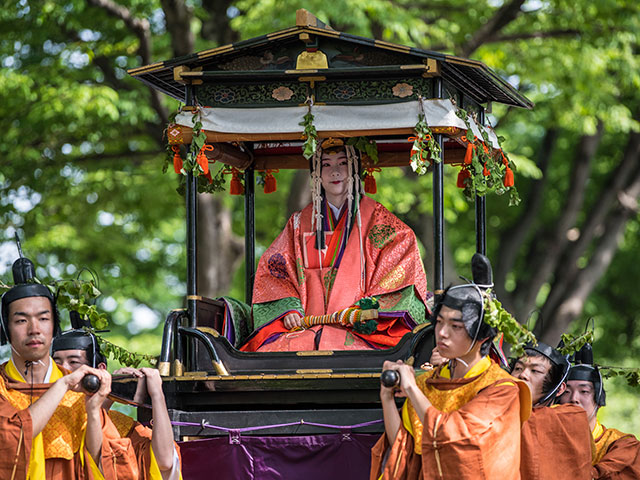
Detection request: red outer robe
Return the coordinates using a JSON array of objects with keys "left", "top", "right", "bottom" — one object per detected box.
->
[
  {"left": 243, "top": 196, "right": 428, "bottom": 351},
  {"left": 592, "top": 424, "right": 640, "bottom": 479},
  {"left": 371, "top": 361, "right": 531, "bottom": 480},
  {"left": 0, "top": 363, "right": 129, "bottom": 480},
  {"left": 520, "top": 404, "right": 593, "bottom": 480}
]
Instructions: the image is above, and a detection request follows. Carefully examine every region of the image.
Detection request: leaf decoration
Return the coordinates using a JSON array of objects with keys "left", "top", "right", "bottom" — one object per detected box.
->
[
  {"left": 455, "top": 107, "right": 520, "bottom": 206},
  {"left": 346, "top": 136, "right": 379, "bottom": 164},
  {"left": 482, "top": 290, "right": 536, "bottom": 358},
  {"left": 410, "top": 112, "right": 441, "bottom": 175},
  {"left": 299, "top": 105, "right": 318, "bottom": 160}
]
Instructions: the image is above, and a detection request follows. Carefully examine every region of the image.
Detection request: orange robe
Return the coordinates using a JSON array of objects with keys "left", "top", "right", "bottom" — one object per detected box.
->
[
  {"left": 106, "top": 409, "right": 182, "bottom": 480},
  {"left": 520, "top": 404, "right": 593, "bottom": 480},
  {"left": 592, "top": 422, "right": 640, "bottom": 479},
  {"left": 244, "top": 196, "right": 428, "bottom": 351},
  {"left": 371, "top": 358, "right": 531, "bottom": 480},
  {"left": 0, "top": 361, "right": 129, "bottom": 480}
]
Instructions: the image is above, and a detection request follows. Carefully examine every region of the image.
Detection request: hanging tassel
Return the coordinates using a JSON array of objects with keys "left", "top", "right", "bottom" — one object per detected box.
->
[
  {"left": 504, "top": 166, "right": 514, "bottom": 187},
  {"left": 196, "top": 144, "right": 214, "bottom": 175},
  {"left": 227, "top": 167, "right": 244, "bottom": 195},
  {"left": 457, "top": 168, "right": 471, "bottom": 188},
  {"left": 461, "top": 136, "right": 476, "bottom": 165},
  {"left": 483, "top": 163, "right": 490, "bottom": 176},
  {"left": 263, "top": 169, "right": 278, "bottom": 194},
  {"left": 204, "top": 171, "right": 213, "bottom": 184},
  {"left": 172, "top": 146, "right": 183, "bottom": 174},
  {"left": 363, "top": 167, "right": 380, "bottom": 194}
]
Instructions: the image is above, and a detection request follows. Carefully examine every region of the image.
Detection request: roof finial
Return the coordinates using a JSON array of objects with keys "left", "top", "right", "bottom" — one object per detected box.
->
[{"left": 296, "top": 9, "right": 334, "bottom": 30}]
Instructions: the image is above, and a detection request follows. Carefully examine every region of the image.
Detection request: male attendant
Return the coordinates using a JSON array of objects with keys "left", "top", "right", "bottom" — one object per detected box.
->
[
  {"left": 511, "top": 343, "right": 593, "bottom": 479},
  {"left": 371, "top": 254, "right": 531, "bottom": 480},
  {"left": 558, "top": 362, "right": 640, "bottom": 479},
  {"left": 53, "top": 329, "right": 181, "bottom": 480},
  {"left": 0, "top": 257, "right": 112, "bottom": 479}
]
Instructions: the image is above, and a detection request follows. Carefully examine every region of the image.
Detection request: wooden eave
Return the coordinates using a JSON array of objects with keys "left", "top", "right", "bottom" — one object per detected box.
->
[{"left": 128, "top": 26, "right": 533, "bottom": 109}]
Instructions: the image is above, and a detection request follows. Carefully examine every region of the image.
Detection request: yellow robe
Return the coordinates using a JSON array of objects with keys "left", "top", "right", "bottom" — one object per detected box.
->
[{"left": 371, "top": 357, "right": 531, "bottom": 480}]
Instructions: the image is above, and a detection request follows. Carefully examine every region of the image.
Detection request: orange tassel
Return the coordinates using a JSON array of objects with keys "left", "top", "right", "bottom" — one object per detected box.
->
[
  {"left": 483, "top": 163, "right": 490, "bottom": 176},
  {"left": 501, "top": 150, "right": 509, "bottom": 166},
  {"left": 504, "top": 166, "right": 514, "bottom": 187},
  {"left": 364, "top": 167, "right": 381, "bottom": 194},
  {"left": 457, "top": 168, "right": 471, "bottom": 188},
  {"left": 196, "top": 144, "right": 214, "bottom": 175},
  {"left": 204, "top": 171, "right": 213, "bottom": 184},
  {"left": 263, "top": 169, "right": 278, "bottom": 194},
  {"left": 172, "top": 146, "right": 183, "bottom": 174},
  {"left": 229, "top": 168, "right": 244, "bottom": 195},
  {"left": 364, "top": 173, "right": 376, "bottom": 194},
  {"left": 464, "top": 143, "right": 473, "bottom": 165}
]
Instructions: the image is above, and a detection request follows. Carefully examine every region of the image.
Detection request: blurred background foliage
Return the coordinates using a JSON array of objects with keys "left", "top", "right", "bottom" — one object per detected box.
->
[{"left": 1, "top": 0, "right": 639, "bottom": 434}]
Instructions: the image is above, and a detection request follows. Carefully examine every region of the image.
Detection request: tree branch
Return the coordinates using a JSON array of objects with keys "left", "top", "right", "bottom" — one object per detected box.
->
[
  {"left": 86, "top": 0, "right": 168, "bottom": 128},
  {"left": 541, "top": 128, "right": 640, "bottom": 321},
  {"left": 516, "top": 122, "right": 603, "bottom": 325},
  {"left": 495, "top": 128, "right": 557, "bottom": 310},
  {"left": 160, "top": 0, "right": 194, "bottom": 57},
  {"left": 457, "top": 0, "right": 527, "bottom": 57},
  {"left": 541, "top": 162, "right": 640, "bottom": 344}
]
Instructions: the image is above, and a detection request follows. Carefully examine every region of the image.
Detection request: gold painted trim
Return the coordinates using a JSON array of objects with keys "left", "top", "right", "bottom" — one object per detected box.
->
[
  {"left": 197, "top": 45, "right": 235, "bottom": 59},
  {"left": 298, "top": 76, "right": 326, "bottom": 82},
  {"left": 158, "top": 361, "right": 171, "bottom": 377},
  {"left": 400, "top": 64, "right": 430, "bottom": 70},
  {"left": 443, "top": 55, "right": 484, "bottom": 68},
  {"left": 197, "top": 326, "right": 220, "bottom": 338},
  {"left": 212, "top": 361, "right": 230, "bottom": 376},
  {"left": 285, "top": 69, "right": 320, "bottom": 74},
  {"left": 412, "top": 322, "right": 431, "bottom": 333},
  {"left": 127, "top": 62, "right": 165, "bottom": 75},
  {"left": 187, "top": 295, "right": 203, "bottom": 300},
  {"left": 302, "top": 26, "right": 340, "bottom": 38},
  {"left": 173, "top": 359, "right": 184, "bottom": 376},
  {"left": 295, "top": 369, "right": 333, "bottom": 374},
  {"left": 296, "top": 350, "right": 334, "bottom": 356},
  {"left": 171, "top": 308, "right": 186, "bottom": 313},
  {"left": 374, "top": 39, "right": 411, "bottom": 53}
]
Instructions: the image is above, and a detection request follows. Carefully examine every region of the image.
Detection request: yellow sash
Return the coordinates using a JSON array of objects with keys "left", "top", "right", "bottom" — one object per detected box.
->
[
  {"left": 593, "top": 422, "right": 630, "bottom": 465},
  {"left": 402, "top": 357, "right": 527, "bottom": 454},
  {"left": 2, "top": 359, "right": 97, "bottom": 479}
]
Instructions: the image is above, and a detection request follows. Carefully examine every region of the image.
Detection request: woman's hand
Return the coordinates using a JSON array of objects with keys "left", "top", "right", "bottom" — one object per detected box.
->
[{"left": 283, "top": 312, "right": 303, "bottom": 330}]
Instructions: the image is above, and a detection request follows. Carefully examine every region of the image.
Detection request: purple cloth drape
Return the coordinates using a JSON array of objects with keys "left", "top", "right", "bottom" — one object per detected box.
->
[{"left": 179, "top": 433, "right": 378, "bottom": 479}]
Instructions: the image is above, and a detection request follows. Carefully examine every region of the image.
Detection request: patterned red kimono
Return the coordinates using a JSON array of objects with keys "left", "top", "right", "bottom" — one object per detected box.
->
[{"left": 241, "top": 196, "right": 428, "bottom": 351}]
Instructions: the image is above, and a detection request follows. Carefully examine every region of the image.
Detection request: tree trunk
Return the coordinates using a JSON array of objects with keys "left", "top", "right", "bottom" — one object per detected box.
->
[
  {"left": 196, "top": 194, "right": 244, "bottom": 298},
  {"left": 513, "top": 123, "right": 603, "bottom": 324}
]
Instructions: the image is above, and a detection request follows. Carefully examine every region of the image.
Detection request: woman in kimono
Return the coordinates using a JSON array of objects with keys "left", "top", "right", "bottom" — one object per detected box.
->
[{"left": 241, "top": 138, "right": 429, "bottom": 352}]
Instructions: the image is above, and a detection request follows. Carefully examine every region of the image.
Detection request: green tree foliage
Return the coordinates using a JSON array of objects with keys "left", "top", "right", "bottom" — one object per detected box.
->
[{"left": 1, "top": 0, "right": 639, "bottom": 433}]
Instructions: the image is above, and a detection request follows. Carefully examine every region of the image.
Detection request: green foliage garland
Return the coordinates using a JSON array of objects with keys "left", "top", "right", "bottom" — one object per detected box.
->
[
  {"left": 559, "top": 330, "right": 640, "bottom": 388},
  {"left": 558, "top": 330, "right": 595, "bottom": 357},
  {"left": 300, "top": 103, "right": 318, "bottom": 160},
  {"left": 0, "top": 278, "right": 156, "bottom": 368},
  {"left": 88, "top": 328, "right": 157, "bottom": 368},
  {"left": 455, "top": 107, "right": 520, "bottom": 206},
  {"left": 166, "top": 108, "right": 226, "bottom": 194},
  {"left": 482, "top": 290, "right": 536, "bottom": 358},
  {"left": 347, "top": 136, "right": 379, "bottom": 164},
  {"left": 410, "top": 112, "right": 441, "bottom": 175},
  {"left": 54, "top": 279, "right": 109, "bottom": 330}
]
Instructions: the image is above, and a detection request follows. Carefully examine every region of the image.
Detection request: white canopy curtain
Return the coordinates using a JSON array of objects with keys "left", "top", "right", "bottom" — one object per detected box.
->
[{"left": 174, "top": 98, "right": 500, "bottom": 148}]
